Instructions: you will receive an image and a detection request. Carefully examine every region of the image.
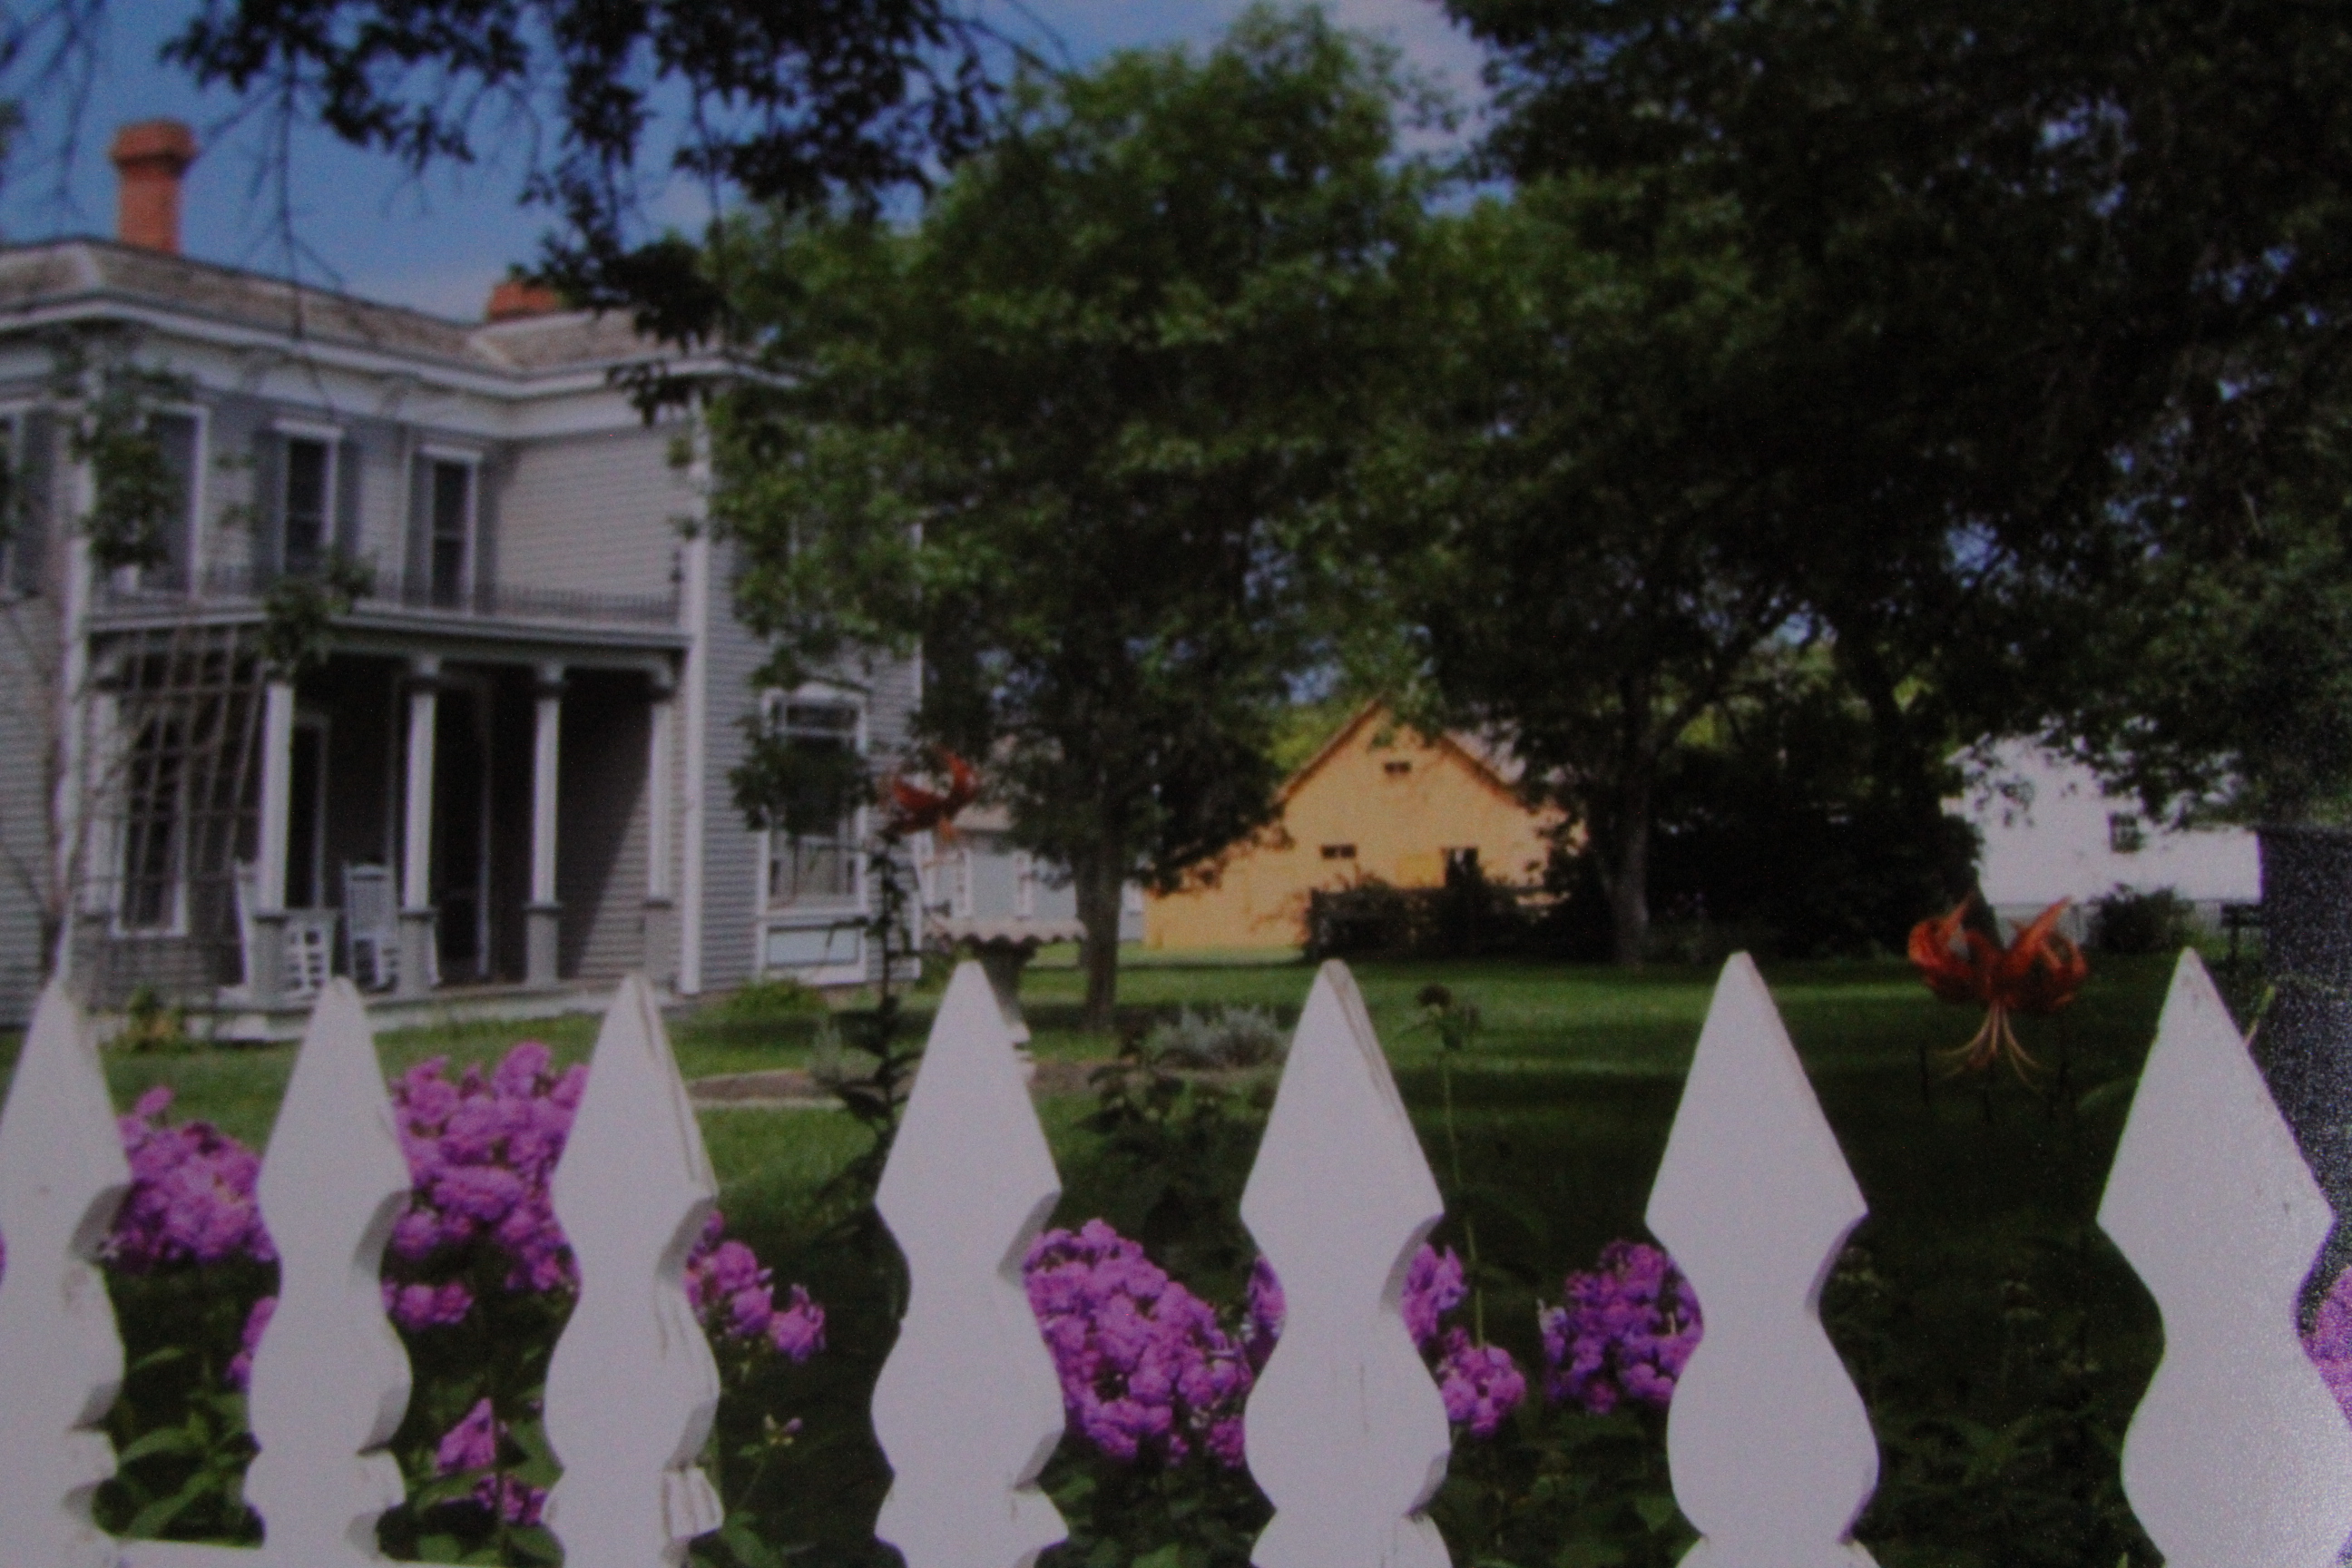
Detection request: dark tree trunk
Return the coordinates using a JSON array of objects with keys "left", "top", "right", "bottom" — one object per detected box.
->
[
  {"left": 1603, "top": 763, "right": 1655, "bottom": 966},
  {"left": 1073, "top": 848, "right": 1124, "bottom": 1034},
  {"left": 2256, "top": 823, "right": 2352, "bottom": 1221}
]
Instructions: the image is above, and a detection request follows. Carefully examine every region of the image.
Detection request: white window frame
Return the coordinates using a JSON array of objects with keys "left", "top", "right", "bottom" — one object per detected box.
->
[
  {"left": 753, "top": 681, "right": 870, "bottom": 987},
  {"left": 418, "top": 445, "right": 481, "bottom": 603},
  {"left": 273, "top": 417, "right": 343, "bottom": 573}
]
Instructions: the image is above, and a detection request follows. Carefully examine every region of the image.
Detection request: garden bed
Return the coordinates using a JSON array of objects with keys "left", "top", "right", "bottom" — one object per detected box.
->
[{"left": 0, "top": 953, "right": 2282, "bottom": 1568}]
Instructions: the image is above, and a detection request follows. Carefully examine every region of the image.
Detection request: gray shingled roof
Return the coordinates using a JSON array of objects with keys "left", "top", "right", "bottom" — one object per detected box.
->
[{"left": 0, "top": 237, "right": 658, "bottom": 377}]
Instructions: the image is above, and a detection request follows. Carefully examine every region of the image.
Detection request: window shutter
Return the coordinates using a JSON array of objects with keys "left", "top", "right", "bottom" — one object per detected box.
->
[
  {"left": 471, "top": 455, "right": 496, "bottom": 594},
  {"left": 334, "top": 433, "right": 363, "bottom": 559},
  {"left": 407, "top": 453, "right": 433, "bottom": 593},
  {"left": 9, "top": 408, "right": 55, "bottom": 595},
  {"left": 251, "top": 429, "right": 284, "bottom": 581}
]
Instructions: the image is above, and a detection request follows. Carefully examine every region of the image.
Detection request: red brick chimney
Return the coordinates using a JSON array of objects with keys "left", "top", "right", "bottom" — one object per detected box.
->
[
  {"left": 110, "top": 120, "right": 199, "bottom": 255},
  {"left": 485, "top": 279, "right": 564, "bottom": 322}
]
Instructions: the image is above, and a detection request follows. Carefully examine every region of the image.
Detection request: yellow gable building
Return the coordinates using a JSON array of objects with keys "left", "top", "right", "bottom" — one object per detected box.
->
[{"left": 1144, "top": 703, "right": 1563, "bottom": 950}]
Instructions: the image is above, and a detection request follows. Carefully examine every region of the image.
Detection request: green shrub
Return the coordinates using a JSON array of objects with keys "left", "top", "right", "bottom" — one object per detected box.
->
[
  {"left": 1142, "top": 1005, "right": 1287, "bottom": 1069},
  {"left": 719, "top": 977, "right": 832, "bottom": 1024},
  {"left": 2087, "top": 886, "right": 2200, "bottom": 955}
]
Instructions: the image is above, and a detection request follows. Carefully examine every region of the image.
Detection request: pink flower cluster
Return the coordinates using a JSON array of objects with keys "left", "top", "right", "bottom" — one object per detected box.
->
[
  {"left": 433, "top": 1397, "right": 547, "bottom": 1526},
  {"left": 2306, "top": 1266, "right": 2352, "bottom": 1422},
  {"left": 1022, "top": 1222, "right": 1528, "bottom": 1466},
  {"left": 382, "top": 1044, "right": 585, "bottom": 1328},
  {"left": 1024, "top": 1220, "right": 1260, "bottom": 1467},
  {"left": 1403, "top": 1244, "right": 1527, "bottom": 1438},
  {"left": 684, "top": 1210, "right": 827, "bottom": 1358},
  {"left": 105, "top": 1086, "right": 275, "bottom": 1271},
  {"left": 1539, "top": 1240, "right": 1702, "bottom": 1414}
]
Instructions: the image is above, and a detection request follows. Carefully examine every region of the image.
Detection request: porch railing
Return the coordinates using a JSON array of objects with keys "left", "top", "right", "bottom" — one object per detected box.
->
[
  {"left": 1, "top": 953, "right": 2348, "bottom": 1568},
  {"left": 95, "top": 561, "right": 681, "bottom": 629}
]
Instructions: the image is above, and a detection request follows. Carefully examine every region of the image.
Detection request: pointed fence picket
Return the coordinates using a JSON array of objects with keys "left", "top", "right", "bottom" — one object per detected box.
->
[
  {"left": 1647, "top": 956, "right": 1878, "bottom": 1568},
  {"left": 241, "top": 980, "right": 415, "bottom": 1566},
  {"left": 872, "top": 963, "right": 1068, "bottom": 1568},
  {"left": 1240, "top": 961, "right": 1452, "bottom": 1568},
  {"left": 2099, "top": 953, "right": 2352, "bottom": 1568},
  {"left": 0, "top": 953, "right": 2346, "bottom": 1568}
]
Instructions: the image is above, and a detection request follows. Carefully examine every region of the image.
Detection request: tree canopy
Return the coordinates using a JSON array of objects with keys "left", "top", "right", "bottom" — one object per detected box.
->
[
  {"left": 709, "top": 6, "right": 1432, "bottom": 1024},
  {"left": 1416, "top": 0, "right": 2352, "bottom": 950},
  {"left": 1365, "top": 172, "right": 1808, "bottom": 962},
  {"left": 62, "top": 0, "right": 997, "bottom": 343}
]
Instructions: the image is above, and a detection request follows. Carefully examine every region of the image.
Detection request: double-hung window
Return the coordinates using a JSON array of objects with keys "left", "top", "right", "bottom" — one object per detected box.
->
[
  {"left": 145, "top": 411, "right": 201, "bottom": 592},
  {"left": 280, "top": 433, "right": 334, "bottom": 573},
  {"left": 761, "top": 695, "right": 864, "bottom": 909},
  {"left": 427, "top": 458, "right": 474, "bottom": 606}
]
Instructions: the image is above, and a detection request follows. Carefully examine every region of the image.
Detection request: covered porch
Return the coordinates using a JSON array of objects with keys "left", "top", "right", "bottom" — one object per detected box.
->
[{"left": 76, "top": 627, "right": 684, "bottom": 1037}]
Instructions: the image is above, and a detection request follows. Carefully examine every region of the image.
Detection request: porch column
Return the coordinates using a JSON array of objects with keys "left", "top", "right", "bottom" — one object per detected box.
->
[
  {"left": 525, "top": 662, "right": 564, "bottom": 987},
  {"left": 248, "top": 676, "right": 297, "bottom": 1006},
  {"left": 642, "top": 667, "right": 677, "bottom": 987},
  {"left": 398, "top": 656, "right": 440, "bottom": 997}
]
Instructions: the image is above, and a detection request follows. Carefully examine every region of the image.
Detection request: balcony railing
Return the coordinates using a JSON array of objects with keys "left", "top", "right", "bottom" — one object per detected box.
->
[{"left": 94, "top": 559, "right": 681, "bottom": 629}]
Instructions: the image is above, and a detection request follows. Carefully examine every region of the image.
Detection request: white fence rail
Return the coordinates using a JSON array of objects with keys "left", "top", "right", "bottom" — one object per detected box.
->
[{"left": 0, "top": 952, "right": 2348, "bottom": 1568}]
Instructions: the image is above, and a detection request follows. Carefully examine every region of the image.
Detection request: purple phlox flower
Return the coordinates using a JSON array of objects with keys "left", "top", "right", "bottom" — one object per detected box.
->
[
  {"left": 1434, "top": 1328, "right": 1526, "bottom": 1437},
  {"left": 1021, "top": 1220, "right": 1258, "bottom": 1469},
  {"left": 1402, "top": 1244, "right": 1467, "bottom": 1351},
  {"left": 767, "top": 1284, "right": 826, "bottom": 1360},
  {"left": 385, "top": 1279, "right": 475, "bottom": 1330},
  {"left": 435, "top": 1397, "right": 502, "bottom": 1475},
  {"left": 224, "top": 1295, "right": 277, "bottom": 1391},
  {"left": 474, "top": 1474, "right": 547, "bottom": 1527},
  {"left": 1244, "top": 1255, "right": 1285, "bottom": 1372},
  {"left": 681, "top": 1209, "right": 826, "bottom": 1359},
  {"left": 2304, "top": 1266, "right": 2352, "bottom": 1422},
  {"left": 429, "top": 1398, "right": 548, "bottom": 1528},
  {"left": 383, "top": 1044, "right": 585, "bottom": 1311},
  {"left": 1541, "top": 1240, "right": 1702, "bottom": 1414},
  {"left": 104, "top": 1092, "right": 275, "bottom": 1270}
]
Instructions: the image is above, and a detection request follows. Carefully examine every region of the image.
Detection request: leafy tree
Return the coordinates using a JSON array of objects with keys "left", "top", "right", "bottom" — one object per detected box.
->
[
  {"left": 1433, "top": 0, "right": 2352, "bottom": 921},
  {"left": 13, "top": 0, "right": 997, "bottom": 343},
  {"left": 708, "top": 6, "right": 1433, "bottom": 1028},
  {"left": 1367, "top": 173, "right": 1804, "bottom": 963}
]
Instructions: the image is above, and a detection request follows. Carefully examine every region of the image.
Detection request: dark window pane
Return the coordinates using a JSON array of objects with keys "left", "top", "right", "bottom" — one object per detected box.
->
[
  {"left": 150, "top": 414, "right": 198, "bottom": 587},
  {"left": 284, "top": 438, "right": 328, "bottom": 567},
  {"left": 429, "top": 461, "right": 470, "bottom": 603}
]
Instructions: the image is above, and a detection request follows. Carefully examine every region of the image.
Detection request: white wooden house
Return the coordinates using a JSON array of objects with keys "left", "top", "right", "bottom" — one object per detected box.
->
[
  {"left": 0, "top": 121, "right": 916, "bottom": 1031},
  {"left": 1955, "top": 740, "right": 2259, "bottom": 937}
]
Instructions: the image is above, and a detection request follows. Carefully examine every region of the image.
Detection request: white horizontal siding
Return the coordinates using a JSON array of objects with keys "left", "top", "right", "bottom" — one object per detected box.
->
[{"left": 495, "top": 426, "right": 691, "bottom": 601}]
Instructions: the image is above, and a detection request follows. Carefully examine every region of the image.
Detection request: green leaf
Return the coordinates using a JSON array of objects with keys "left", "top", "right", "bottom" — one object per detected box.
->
[
  {"left": 115, "top": 1426, "right": 199, "bottom": 1464},
  {"left": 720, "top": 1516, "right": 786, "bottom": 1568},
  {"left": 1632, "top": 1493, "right": 1681, "bottom": 1534},
  {"left": 1132, "top": 1544, "right": 1186, "bottom": 1568}
]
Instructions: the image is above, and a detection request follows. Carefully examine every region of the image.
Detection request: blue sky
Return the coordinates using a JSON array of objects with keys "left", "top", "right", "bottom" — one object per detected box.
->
[{"left": 0, "top": 1, "right": 1488, "bottom": 321}]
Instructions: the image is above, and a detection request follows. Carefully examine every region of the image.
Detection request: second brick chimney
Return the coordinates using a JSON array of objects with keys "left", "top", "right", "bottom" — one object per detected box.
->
[
  {"left": 111, "top": 120, "right": 198, "bottom": 255},
  {"left": 486, "top": 279, "right": 565, "bottom": 322}
]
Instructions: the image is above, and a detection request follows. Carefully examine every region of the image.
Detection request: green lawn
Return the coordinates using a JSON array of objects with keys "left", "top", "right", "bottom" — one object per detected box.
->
[{"left": 0, "top": 952, "right": 2242, "bottom": 1568}]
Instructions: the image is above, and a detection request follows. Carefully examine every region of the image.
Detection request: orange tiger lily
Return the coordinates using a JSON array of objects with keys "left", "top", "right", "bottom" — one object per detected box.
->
[
  {"left": 881, "top": 750, "right": 979, "bottom": 841},
  {"left": 1906, "top": 897, "right": 2088, "bottom": 1079}
]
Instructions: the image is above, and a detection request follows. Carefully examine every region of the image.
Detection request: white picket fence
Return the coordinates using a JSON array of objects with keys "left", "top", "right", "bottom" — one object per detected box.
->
[{"left": 1, "top": 953, "right": 2349, "bottom": 1568}]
